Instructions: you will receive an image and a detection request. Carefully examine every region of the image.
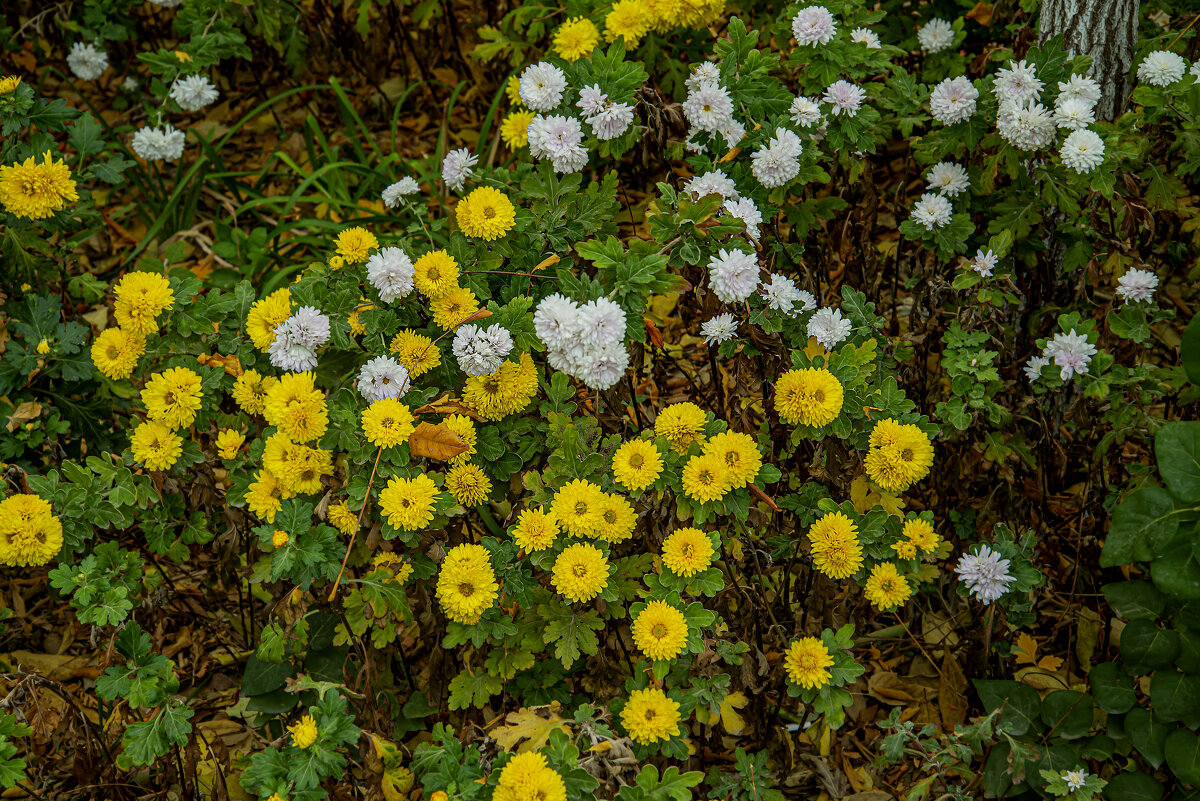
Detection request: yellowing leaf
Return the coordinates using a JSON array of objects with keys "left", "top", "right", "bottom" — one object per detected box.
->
[
  {"left": 719, "top": 690, "right": 749, "bottom": 735},
  {"left": 490, "top": 704, "right": 572, "bottom": 753},
  {"left": 849, "top": 475, "right": 876, "bottom": 513},
  {"left": 414, "top": 395, "right": 486, "bottom": 421},
  {"left": 6, "top": 401, "right": 42, "bottom": 432},
  {"left": 1013, "top": 632, "right": 1039, "bottom": 665},
  {"left": 407, "top": 422, "right": 469, "bottom": 461},
  {"left": 803, "top": 336, "right": 827, "bottom": 361}
]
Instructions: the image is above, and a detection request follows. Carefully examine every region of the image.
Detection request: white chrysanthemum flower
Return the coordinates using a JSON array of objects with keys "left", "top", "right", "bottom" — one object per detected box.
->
[
  {"left": 577, "top": 84, "right": 607, "bottom": 117},
  {"left": 686, "top": 62, "right": 722, "bottom": 91},
  {"left": 453, "top": 323, "right": 513, "bottom": 375},
  {"left": 441, "top": 148, "right": 477, "bottom": 192},
  {"left": 969, "top": 249, "right": 997, "bottom": 277},
  {"left": 169, "top": 74, "right": 219, "bottom": 112},
  {"left": 683, "top": 83, "right": 734, "bottom": 133},
  {"left": 685, "top": 169, "right": 740, "bottom": 202},
  {"left": 760, "top": 274, "right": 808, "bottom": 315},
  {"left": 147, "top": 0, "right": 183, "bottom": 6},
  {"left": 577, "top": 298, "right": 627, "bottom": 348},
  {"left": 1192, "top": 60, "right": 1200, "bottom": 79},
  {"left": 723, "top": 198, "right": 762, "bottom": 241},
  {"left": 588, "top": 102, "right": 635, "bottom": 140},
  {"left": 534, "top": 293, "right": 581, "bottom": 350},
  {"left": 131, "top": 125, "right": 186, "bottom": 162},
  {"left": 382, "top": 177, "right": 420, "bottom": 208},
  {"left": 123, "top": 76, "right": 138, "bottom": 91},
  {"left": 1116, "top": 268, "right": 1159, "bottom": 303},
  {"left": 807, "top": 307, "right": 852, "bottom": 349},
  {"left": 269, "top": 307, "right": 331, "bottom": 372},
  {"left": 67, "top": 42, "right": 108, "bottom": 81},
  {"left": 708, "top": 249, "right": 759, "bottom": 303},
  {"left": 917, "top": 18, "right": 955, "bottom": 53},
  {"left": 1045, "top": 329, "right": 1096, "bottom": 380},
  {"left": 1053, "top": 96, "right": 1095, "bottom": 130},
  {"left": 929, "top": 76, "right": 979, "bottom": 124},
  {"left": 701, "top": 313, "right": 738, "bottom": 345},
  {"left": 718, "top": 118, "right": 746, "bottom": 148},
  {"left": 1060, "top": 129, "right": 1104, "bottom": 173},
  {"left": 789, "top": 95, "right": 824, "bottom": 127},
  {"left": 823, "top": 80, "right": 866, "bottom": 117},
  {"left": 357, "top": 355, "right": 410, "bottom": 401},
  {"left": 1024, "top": 355, "right": 1050, "bottom": 382},
  {"left": 996, "top": 100, "right": 1056, "bottom": 151},
  {"left": 751, "top": 127, "right": 803, "bottom": 188},
  {"left": 926, "top": 162, "right": 970, "bottom": 197},
  {"left": 955, "top": 545, "right": 1015, "bottom": 603},
  {"left": 519, "top": 61, "right": 567, "bottom": 111},
  {"left": 1137, "top": 51, "right": 1187, "bottom": 87},
  {"left": 527, "top": 114, "right": 588, "bottom": 173},
  {"left": 576, "top": 340, "right": 628, "bottom": 390},
  {"left": 1057, "top": 74, "right": 1102, "bottom": 106},
  {"left": 792, "top": 6, "right": 837, "bottom": 46},
  {"left": 850, "top": 28, "right": 881, "bottom": 48},
  {"left": 911, "top": 192, "right": 953, "bottom": 229},
  {"left": 993, "top": 59, "right": 1044, "bottom": 104},
  {"left": 1064, "top": 771, "right": 1088, "bottom": 792},
  {"left": 366, "top": 247, "right": 415, "bottom": 303}
]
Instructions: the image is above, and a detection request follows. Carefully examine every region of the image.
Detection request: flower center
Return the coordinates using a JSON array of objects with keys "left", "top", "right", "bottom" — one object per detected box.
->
[
  {"left": 458, "top": 582, "right": 475, "bottom": 597},
  {"left": 652, "top": 624, "right": 667, "bottom": 638}
]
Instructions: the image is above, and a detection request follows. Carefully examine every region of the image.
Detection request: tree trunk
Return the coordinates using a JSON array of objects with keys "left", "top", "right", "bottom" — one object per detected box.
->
[{"left": 1038, "top": 0, "right": 1140, "bottom": 121}]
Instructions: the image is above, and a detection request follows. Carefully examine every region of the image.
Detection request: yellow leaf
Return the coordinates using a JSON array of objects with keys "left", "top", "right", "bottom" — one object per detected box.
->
[
  {"left": 719, "top": 690, "right": 749, "bottom": 735},
  {"left": 490, "top": 704, "right": 572, "bottom": 753},
  {"left": 407, "top": 422, "right": 469, "bottom": 461},
  {"left": 5, "top": 401, "right": 41, "bottom": 432},
  {"left": 414, "top": 395, "right": 487, "bottom": 421},
  {"left": 849, "top": 475, "right": 875, "bottom": 514},
  {"left": 803, "top": 336, "right": 827, "bottom": 361},
  {"left": 1013, "top": 632, "right": 1039, "bottom": 666}
]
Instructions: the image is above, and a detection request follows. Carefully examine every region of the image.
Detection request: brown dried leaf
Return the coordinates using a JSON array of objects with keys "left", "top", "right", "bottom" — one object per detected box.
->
[
  {"left": 965, "top": 2, "right": 994, "bottom": 26},
  {"left": 414, "top": 395, "right": 486, "bottom": 421},
  {"left": 939, "top": 650, "right": 968, "bottom": 729},
  {"left": 408, "top": 422, "right": 468, "bottom": 462},
  {"left": 6, "top": 401, "right": 42, "bottom": 432}
]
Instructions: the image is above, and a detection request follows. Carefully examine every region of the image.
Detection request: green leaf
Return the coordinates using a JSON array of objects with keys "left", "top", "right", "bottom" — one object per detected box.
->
[
  {"left": 1100, "top": 487, "right": 1181, "bottom": 567},
  {"left": 447, "top": 668, "right": 503, "bottom": 710},
  {"left": 1149, "top": 669, "right": 1200, "bottom": 724},
  {"left": 540, "top": 602, "right": 605, "bottom": 667},
  {"left": 1102, "top": 772, "right": 1163, "bottom": 801},
  {"left": 121, "top": 701, "right": 194, "bottom": 767},
  {"left": 973, "top": 679, "right": 1041, "bottom": 736},
  {"left": 1166, "top": 728, "right": 1200, "bottom": 786},
  {"left": 1121, "top": 619, "right": 1180, "bottom": 670},
  {"left": 1152, "top": 545, "right": 1200, "bottom": 601},
  {"left": 1039, "top": 690, "right": 1093, "bottom": 739},
  {"left": 1183, "top": 314, "right": 1200, "bottom": 386},
  {"left": 1089, "top": 663, "right": 1136, "bottom": 714},
  {"left": 1103, "top": 581, "right": 1166, "bottom": 620},
  {"left": 1156, "top": 422, "right": 1200, "bottom": 504},
  {"left": 1125, "top": 707, "right": 1169, "bottom": 768}
]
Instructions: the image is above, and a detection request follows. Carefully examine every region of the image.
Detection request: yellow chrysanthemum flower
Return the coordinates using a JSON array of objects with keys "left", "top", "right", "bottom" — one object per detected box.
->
[
  {"left": 113, "top": 271, "right": 175, "bottom": 336},
  {"left": 661, "top": 527, "right": 714, "bottom": 577},
  {"left": 429, "top": 286, "right": 480, "bottom": 330},
  {"left": 807, "top": 511, "right": 857, "bottom": 548},
  {"left": 783, "top": 637, "right": 834, "bottom": 690},
  {"left": 550, "top": 479, "right": 605, "bottom": 538},
  {"left": 505, "top": 74, "right": 523, "bottom": 107},
  {"left": 215, "top": 429, "right": 245, "bottom": 459},
  {"left": 389, "top": 330, "right": 442, "bottom": 377},
  {"left": 379, "top": 473, "right": 439, "bottom": 531},
  {"left": 142, "top": 367, "right": 203, "bottom": 430},
  {"left": 443, "top": 414, "right": 477, "bottom": 466},
  {"left": 552, "top": 542, "right": 609, "bottom": 603},
  {"left": 246, "top": 470, "right": 284, "bottom": 522},
  {"left": 654, "top": 402, "right": 707, "bottom": 453},
  {"left": 646, "top": 0, "right": 685, "bottom": 32},
  {"left": 461, "top": 352, "right": 538, "bottom": 420},
  {"left": 327, "top": 501, "right": 358, "bottom": 536},
  {"left": 605, "top": 0, "right": 652, "bottom": 45},
  {"left": 36, "top": 339, "right": 50, "bottom": 355},
  {"left": 631, "top": 600, "right": 689, "bottom": 661},
  {"left": 445, "top": 463, "right": 492, "bottom": 507},
  {"left": 892, "top": 539, "right": 918, "bottom": 559},
  {"left": 130, "top": 420, "right": 183, "bottom": 472},
  {"left": 621, "top": 688, "right": 681, "bottom": 744},
  {"left": 361, "top": 398, "right": 416, "bottom": 449},
  {"left": 596, "top": 493, "right": 637, "bottom": 543},
  {"left": 262, "top": 432, "right": 302, "bottom": 478},
  {"left": 246, "top": 289, "right": 291, "bottom": 351},
  {"left": 681, "top": 451, "right": 732, "bottom": 503},
  {"left": 456, "top": 186, "right": 516, "bottom": 241},
  {"left": 436, "top": 543, "right": 498, "bottom": 624},
  {"left": 864, "top": 420, "right": 934, "bottom": 493},
  {"left": 493, "top": 752, "right": 567, "bottom": 801},
  {"left": 902, "top": 517, "right": 940, "bottom": 553},
  {"left": 288, "top": 714, "right": 318, "bottom": 749},
  {"left": 264, "top": 372, "right": 328, "bottom": 443},
  {"left": 328, "top": 255, "right": 346, "bottom": 271},
  {"left": 278, "top": 446, "right": 333, "bottom": 497},
  {"left": 774, "top": 368, "right": 844, "bottom": 427},
  {"left": 500, "top": 109, "right": 535, "bottom": 149},
  {"left": 864, "top": 562, "right": 912, "bottom": 610},
  {"left": 553, "top": 16, "right": 601, "bottom": 62},
  {"left": 373, "top": 552, "right": 414, "bottom": 585},
  {"left": 0, "top": 76, "right": 21, "bottom": 94},
  {"left": 334, "top": 226, "right": 378, "bottom": 263},
  {"left": 413, "top": 250, "right": 461, "bottom": 299},
  {"left": 231, "top": 369, "right": 276, "bottom": 415},
  {"left": 91, "top": 327, "right": 146, "bottom": 380},
  {"left": 348, "top": 308, "right": 366, "bottom": 335},
  {"left": 272, "top": 529, "right": 290, "bottom": 548},
  {"left": 0, "top": 151, "right": 78, "bottom": 219},
  {"left": 510, "top": 507, "right": 559, "bottom": 552},
  {"left": 0, "top": 494, "right": 63, "bottom": 567},
  {"left": 808, "top": 511, "right": 862, "bottom": 579},
  {"left": 612, "top": 439, "right": 663, "bottom": 492},
  {"left": 701, "top": 431, "right": 761, "bottom": 489}
]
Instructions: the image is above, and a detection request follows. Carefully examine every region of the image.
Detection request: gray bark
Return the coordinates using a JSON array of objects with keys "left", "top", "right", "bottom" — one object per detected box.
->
[{"left": 1038, "top": 0, "right": 1139, "bottom": 121}]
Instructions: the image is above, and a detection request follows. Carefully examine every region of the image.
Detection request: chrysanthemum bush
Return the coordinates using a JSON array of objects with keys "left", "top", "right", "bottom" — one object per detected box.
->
[{"left": 2, "top": 0, "right": 1199, "bottom": 798}]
